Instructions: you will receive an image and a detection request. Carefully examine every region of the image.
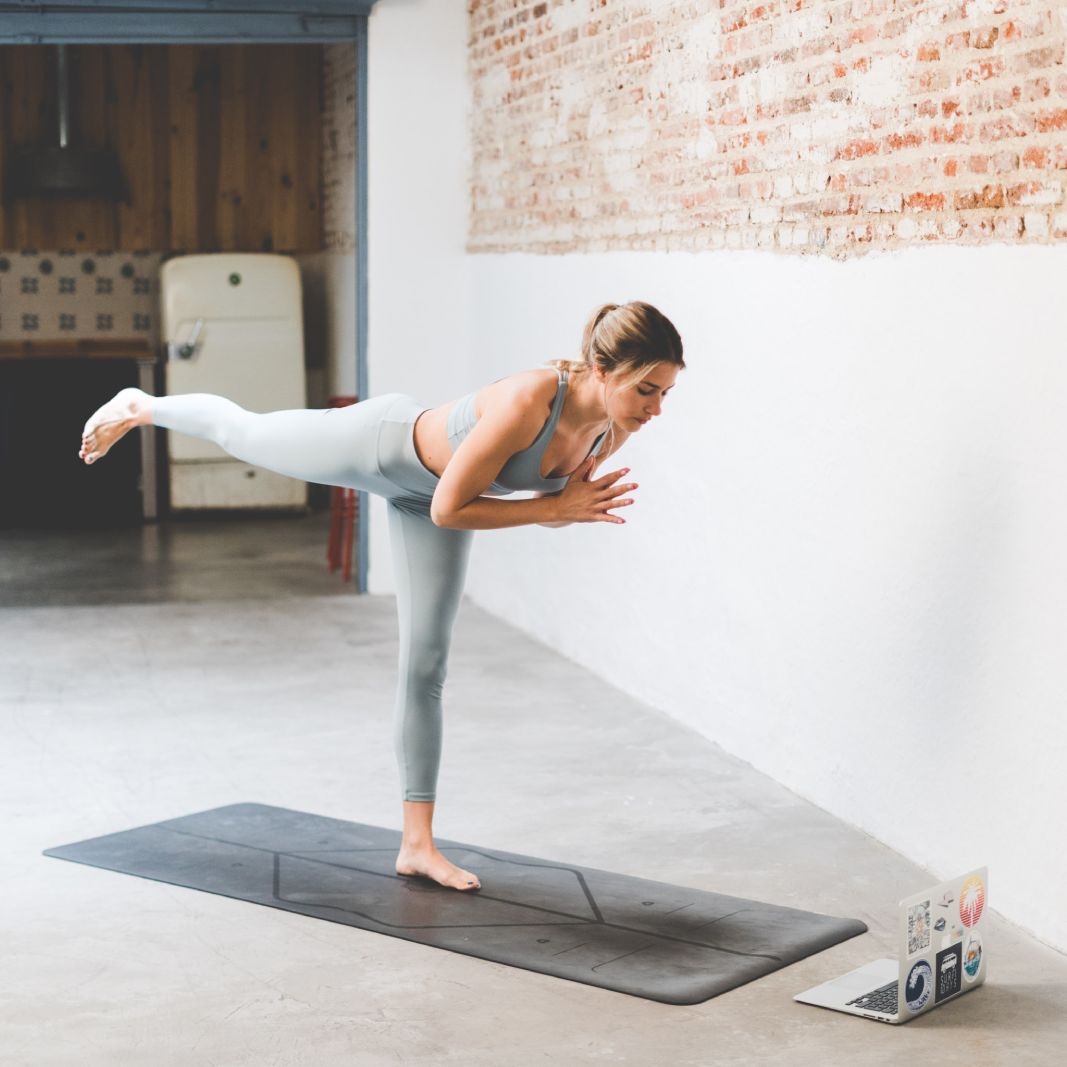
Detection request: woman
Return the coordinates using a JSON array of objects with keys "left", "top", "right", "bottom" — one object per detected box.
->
[{"left": 79, "top": 301, "right": 685, "bottom": 892}]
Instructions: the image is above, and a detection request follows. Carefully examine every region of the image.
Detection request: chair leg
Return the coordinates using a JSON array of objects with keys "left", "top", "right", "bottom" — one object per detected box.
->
[
  {"left": 327, "top": 486, "right": 342, "bottom": 572},
  {"left": 341, "top": 488, "right": 356, "bottom": 582}
]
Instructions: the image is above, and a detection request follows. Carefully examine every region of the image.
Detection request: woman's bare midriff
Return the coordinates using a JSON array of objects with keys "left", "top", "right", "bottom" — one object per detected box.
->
[
  {"left": 411, "top": 368, "right": 605, "bottom": 482},
  {"left": 411, "top": 405, "right": 456, "bottom": 479}
]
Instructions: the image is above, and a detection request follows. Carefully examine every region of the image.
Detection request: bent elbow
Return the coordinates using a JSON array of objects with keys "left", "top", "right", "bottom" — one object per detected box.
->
[{"left": 429, "top": 494, "right": 446, "bottom": 526}]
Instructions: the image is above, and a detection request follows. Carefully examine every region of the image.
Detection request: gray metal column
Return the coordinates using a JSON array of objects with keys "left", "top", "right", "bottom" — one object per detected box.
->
[{"left": 354, "top": 13, "right": 369, "bottom": 594}]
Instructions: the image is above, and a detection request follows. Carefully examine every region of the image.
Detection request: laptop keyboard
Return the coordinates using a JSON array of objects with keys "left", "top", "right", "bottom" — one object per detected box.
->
[{"left": 846, "top": 980, "right": 898, "bottom": 1015}]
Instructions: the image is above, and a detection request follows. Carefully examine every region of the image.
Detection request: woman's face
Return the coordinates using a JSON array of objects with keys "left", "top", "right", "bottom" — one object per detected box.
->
[{"left": 600, "top": 363, "right": 679, "bottom": 430}]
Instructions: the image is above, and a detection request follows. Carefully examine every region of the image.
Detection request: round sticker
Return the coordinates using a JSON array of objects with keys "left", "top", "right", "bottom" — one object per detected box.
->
[
  {"left": 905, "top": 960, "right": 933, "bottom": 1012},
  {"left": 959, "top": 875, "right": 986, "bottom": 928},
  {"left": 963, "top": 933, "right": 983, "bottom": 982}
]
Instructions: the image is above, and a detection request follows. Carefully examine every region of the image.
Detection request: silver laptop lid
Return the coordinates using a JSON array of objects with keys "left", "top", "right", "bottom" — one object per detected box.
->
[{"left": 895, "top": 865, "right": 988, "bottom": 1018}]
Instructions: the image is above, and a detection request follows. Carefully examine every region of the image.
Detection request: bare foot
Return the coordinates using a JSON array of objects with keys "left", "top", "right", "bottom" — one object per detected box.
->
[
  {"left": 80, "top": 387, "right": 152, "bottom": 464},
  {"left": 395, "top": 845, "right": 481, "bottom": 891}
]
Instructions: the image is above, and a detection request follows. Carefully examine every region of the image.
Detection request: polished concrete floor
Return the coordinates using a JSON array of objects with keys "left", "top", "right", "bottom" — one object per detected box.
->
[{"left": 2, "top": 513, "right": 1064, "bottom": 1065}]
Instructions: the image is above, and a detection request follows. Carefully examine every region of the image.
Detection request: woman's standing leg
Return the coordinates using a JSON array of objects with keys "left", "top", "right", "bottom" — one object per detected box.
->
[{"left": 385, "top": 500, "right": 481, "bottom": 890}]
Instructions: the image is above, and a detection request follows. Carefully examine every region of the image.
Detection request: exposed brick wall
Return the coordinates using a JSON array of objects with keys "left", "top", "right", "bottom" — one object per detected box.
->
[
  {"left": 323, "top": 42, "right": 357, "bottom": 253},
  {"left": 467, "top": 0, "right": 1067, "bottom": 257}
]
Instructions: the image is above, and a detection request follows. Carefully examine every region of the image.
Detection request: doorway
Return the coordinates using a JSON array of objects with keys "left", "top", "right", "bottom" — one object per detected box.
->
[{"left": 0, "top": 8, "right": 375, "bottom": 588}]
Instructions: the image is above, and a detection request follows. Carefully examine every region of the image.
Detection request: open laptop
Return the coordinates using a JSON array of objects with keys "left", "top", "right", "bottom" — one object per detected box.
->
[{"left": 794, "top": 866, "right": 987, "bottom": 1023}]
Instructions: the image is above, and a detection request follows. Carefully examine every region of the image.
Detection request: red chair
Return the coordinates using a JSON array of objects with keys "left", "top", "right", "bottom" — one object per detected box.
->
[{"left": 326, "top": 395, "right": 358, "bottom": 581}]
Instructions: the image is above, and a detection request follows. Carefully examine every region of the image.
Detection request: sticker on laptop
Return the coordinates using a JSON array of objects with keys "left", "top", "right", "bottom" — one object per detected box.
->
[
  {"left": 934, "top": 917, "right": 946, "bottom": 931},
  {"left": 934, "top": 942, "right": 963, "bottom": 1002},
  {"left": 959, "top": 874, "right": 985, "bottom": 928},
  {"left": 907, "top": 899, "right": 932, "bottom": 957},
  {"left": 905, "top": 960, "right": 933, "bottom": 1012},
  {"left": 963, "top": 933, "right": 983, "bottom": 982}
]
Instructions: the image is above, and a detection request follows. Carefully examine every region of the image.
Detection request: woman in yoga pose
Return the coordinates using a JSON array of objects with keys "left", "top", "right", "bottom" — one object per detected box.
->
[{"left": 79, "top": 301, "right": 685, "bottom": 893}]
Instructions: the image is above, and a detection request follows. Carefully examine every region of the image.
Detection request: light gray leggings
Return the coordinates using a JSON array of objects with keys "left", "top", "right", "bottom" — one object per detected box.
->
[{"left": 152, "top": 391, "right": 472, "bottom": 803}]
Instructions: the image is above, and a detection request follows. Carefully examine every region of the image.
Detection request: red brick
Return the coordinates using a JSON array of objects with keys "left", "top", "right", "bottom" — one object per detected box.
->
[{"left": 468, "top": 0, "right": 1067, "bottom": 256}]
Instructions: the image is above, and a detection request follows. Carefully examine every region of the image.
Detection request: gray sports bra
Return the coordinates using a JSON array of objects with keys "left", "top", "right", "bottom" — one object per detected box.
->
[{"left": 446, "top": 368, "right": 609, "bottom": 497}]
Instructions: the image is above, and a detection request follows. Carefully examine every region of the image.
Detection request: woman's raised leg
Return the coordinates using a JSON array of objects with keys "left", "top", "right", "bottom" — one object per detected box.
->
[{"left": 81, "top": 388, "right": 401, "bottom": 495}]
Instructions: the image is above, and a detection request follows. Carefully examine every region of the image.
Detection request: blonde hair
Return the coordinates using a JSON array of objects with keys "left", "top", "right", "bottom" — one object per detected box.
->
[{"left": 546, "top": 301, "right": 685, "bottom": 454}]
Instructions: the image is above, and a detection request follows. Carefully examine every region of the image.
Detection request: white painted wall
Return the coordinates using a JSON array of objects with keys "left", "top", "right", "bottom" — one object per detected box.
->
[
  {"left": 366, "top": 0, "right": 472, "bottom": 593},
  {"left": 365, "top": 0, "right": 1066, "bottom": 953},
  {"left": 464, "top": 248, "right": 1067, "bottom": 954}
]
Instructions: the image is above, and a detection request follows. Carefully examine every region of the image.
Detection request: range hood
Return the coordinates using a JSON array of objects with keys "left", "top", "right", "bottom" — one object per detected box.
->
[{"left": 3, "top": 45, "right": 128, "bottom": 203}]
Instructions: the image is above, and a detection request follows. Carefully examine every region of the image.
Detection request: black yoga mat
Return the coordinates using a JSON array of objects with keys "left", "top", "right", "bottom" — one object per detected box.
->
[{"left": 44, "top": 802, "right": 867, "bottom": 1005}]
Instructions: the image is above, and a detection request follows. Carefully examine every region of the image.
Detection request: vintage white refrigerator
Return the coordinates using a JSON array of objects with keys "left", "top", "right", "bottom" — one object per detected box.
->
[{"left": 160, "top": 253, "right": 307, "bottom": 510}]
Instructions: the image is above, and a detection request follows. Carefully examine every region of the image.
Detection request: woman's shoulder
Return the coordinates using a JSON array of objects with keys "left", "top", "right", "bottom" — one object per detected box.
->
[
  {"left": 479, "top": 366, "right": 560, "bottom": 416},
  {"left": 499, "top": 366, "right": 560, "bottom": 395}
]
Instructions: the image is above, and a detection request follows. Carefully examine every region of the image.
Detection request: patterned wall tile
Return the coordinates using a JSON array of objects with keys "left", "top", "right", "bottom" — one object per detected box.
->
[{"left": 0, "top": 250, "right": 163, "bottom": 344}]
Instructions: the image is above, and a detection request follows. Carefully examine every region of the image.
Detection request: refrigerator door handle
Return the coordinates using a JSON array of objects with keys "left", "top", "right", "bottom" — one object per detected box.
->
[{"left": 166, "top": 318, "right": 205, "bottom": 362}]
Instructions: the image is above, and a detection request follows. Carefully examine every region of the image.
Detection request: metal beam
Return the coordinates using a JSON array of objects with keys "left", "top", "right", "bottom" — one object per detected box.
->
[
  {"left": 0, "top": 2, "right": 374, "bottom": 10},
  {"left": 0, "top": 1, "right": 376, "bottom": 42},
  {"left": 0, "top": 16, "right": 363, "bottom": 43}
]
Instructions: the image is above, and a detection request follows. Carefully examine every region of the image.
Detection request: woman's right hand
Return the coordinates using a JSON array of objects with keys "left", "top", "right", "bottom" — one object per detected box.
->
[{"left": 554, "top": 458, "right": 638, "bottom": 525}]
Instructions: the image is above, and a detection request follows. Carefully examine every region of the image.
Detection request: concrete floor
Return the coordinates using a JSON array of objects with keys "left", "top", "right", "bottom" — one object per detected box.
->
[{"left": 1, "top": 512, "right": 1064, "bottom": 1066}]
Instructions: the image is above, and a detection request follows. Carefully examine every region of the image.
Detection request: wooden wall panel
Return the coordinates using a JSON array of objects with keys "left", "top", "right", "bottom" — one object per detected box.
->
[
  {"left": 112, "top": 46, "right": 171, "bottom": 250},
  {"left": 0, "top": 44, "right": 323, "bottom": 252},
  {"left": 58, "top": 47, "right": 117, "bottom": 249},
  {"left": 1, "top": 47, "right": 48, "bottom": 249},
  {"left": 270, "top": 46, "right": 298, "bottom": 253},
  {"left": 244, "top": 47, "right": 274, "bottom": 252},
  {"left": 193, "top": 47, "right": 222, "bottom": 251},
  {"left": 167, "top": 45, "right": 198, "bottom": 251},
  {"left": 295, "top": 47, "right": 322, "bottom": 249},
  {"left": 216, "top": 46, "right": 245, "bottom": 251}
]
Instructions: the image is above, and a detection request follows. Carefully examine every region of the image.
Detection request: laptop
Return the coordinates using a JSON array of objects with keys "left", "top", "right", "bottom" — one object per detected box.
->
[{"left": 794, "top": 866, "right": 987, "bottom": 1023}]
